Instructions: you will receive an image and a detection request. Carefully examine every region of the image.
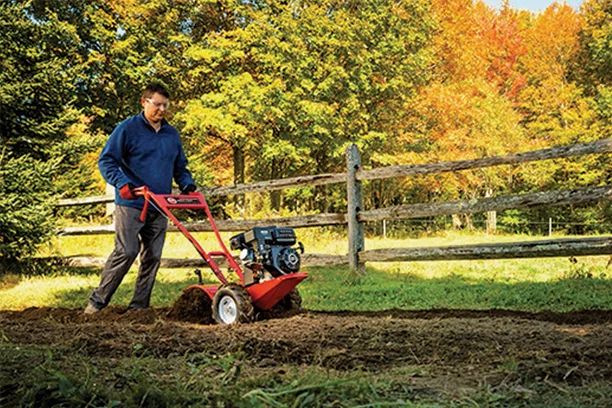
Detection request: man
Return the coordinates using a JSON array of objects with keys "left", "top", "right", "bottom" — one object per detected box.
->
[{"left": 85, "top": 83, "right": 196, "bottom": 314}]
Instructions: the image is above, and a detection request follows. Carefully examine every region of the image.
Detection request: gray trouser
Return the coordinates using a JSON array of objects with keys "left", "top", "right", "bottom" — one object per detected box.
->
[{"left": 89, "top": 205, "right": 168, "bottom": 310}]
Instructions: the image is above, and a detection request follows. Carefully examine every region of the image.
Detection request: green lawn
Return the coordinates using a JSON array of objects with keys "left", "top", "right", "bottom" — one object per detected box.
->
[{"left": 2, "top": 230, "right": 611, "bottom": 312}]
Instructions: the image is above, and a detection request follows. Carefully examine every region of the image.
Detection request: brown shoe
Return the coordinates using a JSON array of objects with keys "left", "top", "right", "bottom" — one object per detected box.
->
[{"left": 84, "top": 304, "right": 100, "bottom": 315}]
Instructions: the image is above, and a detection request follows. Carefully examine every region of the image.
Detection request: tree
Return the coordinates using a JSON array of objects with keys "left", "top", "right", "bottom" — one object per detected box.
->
[
  {"left": 179, "top": 0, "right": 436, "bottom": 213},
  {"left": 573, "top": 0, "right": 612, "bottom": 140},
  {"left": 574, "top": 0, "right": 612, "bottom": 94},
  {"left": 27, "top": 0, "right": 236, "bottom": 134},
  {"left": 515, "top": 2, "right": 599, "bottom": 196},
  {"left": 0, "top": 2, "right": 80, "bottom": 159},
  {"left": 392, "top": 0, "right": 530, "bottom": 222},
  {"left": 0, "top": 1, "right": 82, "bottom": 265}
]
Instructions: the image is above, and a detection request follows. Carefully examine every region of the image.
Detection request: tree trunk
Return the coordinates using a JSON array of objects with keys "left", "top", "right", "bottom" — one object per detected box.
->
[
  {"left": 271, "top": 190, "right": 281, "bottom": 211},
  {"left": 233, "top": 146, "right": 245, "bottom": 213},
  {"left": 463, "top": 213, "right": 473, "bottom": 231},
  {"left": 452, "top": 214, "right": 462, "bottom": 230},
  {"left": 315, "top": 184, "right": 329, "bottom": 213},
  {"left": 270, "top": 158, "right": 281, "bottom": 212},
  {"left": 313, "top": 151, "right": 330, "bottom": 213},
  {"left": 486, "top": 189, "right": 497, "bottom": 234}
]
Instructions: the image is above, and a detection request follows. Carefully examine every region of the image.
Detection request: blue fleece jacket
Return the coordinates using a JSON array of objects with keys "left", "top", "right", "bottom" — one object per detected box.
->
[{"left": 98, "top": 112, "right": 195, "bottom": 210}]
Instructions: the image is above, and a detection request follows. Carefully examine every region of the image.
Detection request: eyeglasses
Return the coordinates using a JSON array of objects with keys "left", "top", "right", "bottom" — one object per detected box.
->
[{"left": 145, "top": 98, "right": 169, "bottom": 109}]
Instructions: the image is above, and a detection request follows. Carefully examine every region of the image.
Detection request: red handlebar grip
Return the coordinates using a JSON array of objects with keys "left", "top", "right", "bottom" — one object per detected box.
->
[{"left": 137, "top": 187, "right": 150, "bottom": 222}]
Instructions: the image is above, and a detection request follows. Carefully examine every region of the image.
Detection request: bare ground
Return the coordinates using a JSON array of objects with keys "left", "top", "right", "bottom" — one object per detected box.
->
[{"left": 1, "top": 305, "right": 611, "bottom": 393}]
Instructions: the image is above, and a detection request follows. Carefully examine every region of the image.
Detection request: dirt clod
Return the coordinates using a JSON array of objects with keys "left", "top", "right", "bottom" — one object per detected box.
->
[{"left": 166, "top": 287, "right": 214, "bottom": 325}]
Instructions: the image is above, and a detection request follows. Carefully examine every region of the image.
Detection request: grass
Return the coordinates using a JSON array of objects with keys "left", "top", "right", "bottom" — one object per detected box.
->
[
  {"left": 3, "top": 342, "right": 611, "bottom": 408},
  {"left": 2, "top": 230, "right": 612, "bottom": 311},
  {"left": 2, "top": 231, "right": 612, "bottom": 407},
  {"left": 302, "top": 265, "right": 612, "bottom": 312},
  {"left": 0, "top": 344, "right": 387, "bottom": 407}
]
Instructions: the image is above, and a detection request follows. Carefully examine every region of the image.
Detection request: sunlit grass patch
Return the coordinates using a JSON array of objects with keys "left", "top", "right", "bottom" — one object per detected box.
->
[
  {"left": 0, "top": 273, "right": 98, "bottom": 310},
  {"left": 3, "top": 231, "right": 612, "bottom": 312},
  {"left": 48, "top": 226, "right": 349, "bottom": 259},
  {"left": 299, "top": 261, "right": 612, "bottom": 313}
]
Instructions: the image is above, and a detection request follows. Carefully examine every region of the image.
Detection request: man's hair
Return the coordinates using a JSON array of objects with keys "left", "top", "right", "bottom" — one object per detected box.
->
[{"left": 142, "top": 83, "right": 170, "bottom": 99}]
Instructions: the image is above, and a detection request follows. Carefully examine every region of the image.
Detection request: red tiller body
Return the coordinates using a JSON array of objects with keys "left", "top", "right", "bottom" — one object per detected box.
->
[{"left": 136, "top": 187, "right": 307, "bottom": 310}]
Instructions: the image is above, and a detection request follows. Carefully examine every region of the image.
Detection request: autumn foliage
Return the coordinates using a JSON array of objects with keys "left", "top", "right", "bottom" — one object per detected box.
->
[{"left": 2, "top": 0, "right": 611, "bottom": 260}]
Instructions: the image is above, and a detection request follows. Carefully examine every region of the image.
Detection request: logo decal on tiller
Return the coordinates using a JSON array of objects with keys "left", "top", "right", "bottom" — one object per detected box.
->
[{"left": 165, "top": 197, "right": 200, "bottom": 205}]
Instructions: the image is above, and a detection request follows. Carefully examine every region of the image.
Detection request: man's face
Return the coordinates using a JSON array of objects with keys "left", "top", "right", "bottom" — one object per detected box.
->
[{"left": 141, "top": 92, "right": 169, "bottom": 123}]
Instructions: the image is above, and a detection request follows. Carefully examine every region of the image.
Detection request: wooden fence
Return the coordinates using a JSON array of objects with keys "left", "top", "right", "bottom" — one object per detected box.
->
[{"left": 57, "top": 138, "right": 612, "bottom": 273}]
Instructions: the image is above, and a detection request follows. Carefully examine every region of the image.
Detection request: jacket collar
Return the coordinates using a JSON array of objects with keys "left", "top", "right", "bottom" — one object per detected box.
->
[{"left": 138, "top": 111, "right": 168, "bottom": 131}]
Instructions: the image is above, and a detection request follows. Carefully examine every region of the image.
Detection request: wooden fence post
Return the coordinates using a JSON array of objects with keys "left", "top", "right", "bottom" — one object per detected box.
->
[{"left": 346, "top": 144, "right": 365, "bottom": 274}]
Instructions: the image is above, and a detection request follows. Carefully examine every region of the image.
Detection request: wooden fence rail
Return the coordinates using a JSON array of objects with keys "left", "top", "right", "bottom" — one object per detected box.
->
[
  {"left": 360, "top": 237, "right": 612, "bottom": 263},
  {"left": 55, "top": 138, "right": 612, "bottom": 272},
  {"left": 358, "top": 138, "right": 612, "bottom": 181},
  {"left": 59, "top": 184, "right": 612, "bottom": 235},
  {"left": 56, "top": 252, "right": 348, "bottom": 269},
  {"left": 56, "top": 138, "right": 612, "bottom": 207},
  {"left": 59, "top": 213, "right": 348, "bottom": 235},
  {"left": 359, "top": 185, "right": 612, "bottom": 222}
]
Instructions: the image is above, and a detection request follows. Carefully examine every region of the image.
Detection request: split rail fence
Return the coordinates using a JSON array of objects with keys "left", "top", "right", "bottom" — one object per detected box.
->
[{"left": 57, "top": 138, "right": 612, "bottom": 273}]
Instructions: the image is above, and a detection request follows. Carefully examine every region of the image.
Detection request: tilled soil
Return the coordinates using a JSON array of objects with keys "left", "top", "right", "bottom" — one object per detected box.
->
[{"left": 1, "top": 306, "right": 611, "bottom": 387}]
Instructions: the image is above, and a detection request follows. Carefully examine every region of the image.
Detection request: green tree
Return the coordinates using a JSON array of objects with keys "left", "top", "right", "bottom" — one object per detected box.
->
[
  {"left": 22, "top": 0, "right": 237, "bottom": 211},
  {"left": 0, "top": 1, "right": 82, "bottom": 266},
  {"left": 179, "top": 0, "right": 435, "bottom": 213},
  {"left": 573, "top": 0, "right": 612, "bottom": 140},
  {"left": 28, "top": 0, "right": 235, "bottom": 134},
  {"left": 574, "top": 0, "right": 612, "bottom": 94},
  {"left": 0, "top": 2, "right": 80, "bottom": 158}
]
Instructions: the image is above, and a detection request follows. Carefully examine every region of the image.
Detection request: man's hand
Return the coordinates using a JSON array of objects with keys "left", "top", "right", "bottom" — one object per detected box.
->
[
  {"left": 119, "top": 183, "right": 137, "bottom": 200},
  {"left": 181, "top": 184, "right": 197, "bottom": 195}
]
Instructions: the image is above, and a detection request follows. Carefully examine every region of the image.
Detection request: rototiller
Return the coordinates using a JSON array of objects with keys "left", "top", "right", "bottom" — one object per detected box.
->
[{"left": 136, "top": 187, "right": 307, "bottom": 325}]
